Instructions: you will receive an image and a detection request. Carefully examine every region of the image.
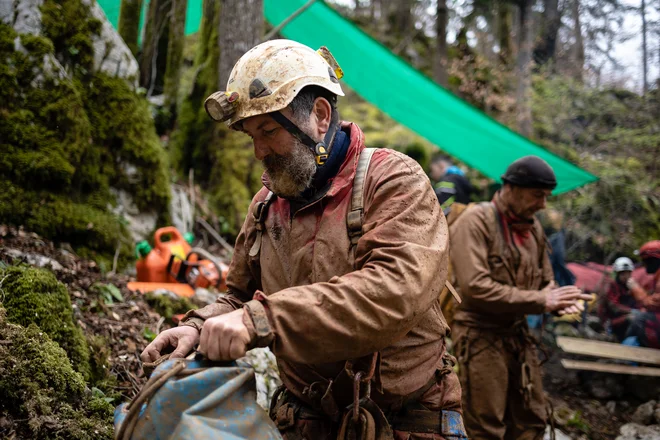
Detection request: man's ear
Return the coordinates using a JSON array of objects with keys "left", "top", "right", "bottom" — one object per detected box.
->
[{"left": 312, "top": 97, "right": 332, "bottom": 136}]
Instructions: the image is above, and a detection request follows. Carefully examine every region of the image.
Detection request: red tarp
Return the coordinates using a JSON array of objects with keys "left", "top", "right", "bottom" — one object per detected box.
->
[{"left": 566, "top": 262, "right": 654, "bottom": 295}]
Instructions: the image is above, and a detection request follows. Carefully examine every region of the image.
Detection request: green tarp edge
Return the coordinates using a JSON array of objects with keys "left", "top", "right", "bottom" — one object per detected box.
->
[
  {"left": 264, "top": 0, "right": 598, "bottom": 194},
  {"left": 97, "top": 0, "right": 203, "bottom": 41},
  {"left": 96, "top": 0, "right": 598, "bottom": 194}
]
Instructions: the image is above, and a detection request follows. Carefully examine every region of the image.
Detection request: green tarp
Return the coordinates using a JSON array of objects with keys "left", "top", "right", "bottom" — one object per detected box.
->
[{"left": 97, "top": 0, "right": 598, "bottom": 194}]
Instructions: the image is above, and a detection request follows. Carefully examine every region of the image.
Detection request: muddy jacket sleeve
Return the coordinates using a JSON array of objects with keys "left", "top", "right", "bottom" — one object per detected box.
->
[
  {"left": 180, "top": 213, "right": 257, "bottom": 330},
  {"left": 450, "top": 208, "right": 547, "bottom": 315},
  {"left": 245, "top": 151, "right": 449, "bottom": 365}
]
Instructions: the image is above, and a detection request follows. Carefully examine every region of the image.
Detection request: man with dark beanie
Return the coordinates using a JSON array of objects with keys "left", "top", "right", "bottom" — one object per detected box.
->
[{"left": 449, "top": 156, "right": 591, "bottom": 439}]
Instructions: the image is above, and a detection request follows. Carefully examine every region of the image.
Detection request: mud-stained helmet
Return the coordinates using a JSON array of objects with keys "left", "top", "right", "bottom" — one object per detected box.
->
[{"left": 204, "top": 40, "right": 345, "bottom": 165}]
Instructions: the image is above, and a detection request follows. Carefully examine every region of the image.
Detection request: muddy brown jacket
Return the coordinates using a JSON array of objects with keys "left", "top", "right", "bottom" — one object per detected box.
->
[
  {"left": 450, "top": 199, "right": 554, "bottom": 329},
  {"left": 183, "top": 122, "right": 452, "bottom": 407}
]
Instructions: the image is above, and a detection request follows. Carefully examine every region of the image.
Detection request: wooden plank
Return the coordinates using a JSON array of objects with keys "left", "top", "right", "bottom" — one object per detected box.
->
[
  {"left": 561, "top": 359, "right": 660, "bottom": 377},
  {"left": 556, "top": 336, "right": 660, "bottom": 365}
]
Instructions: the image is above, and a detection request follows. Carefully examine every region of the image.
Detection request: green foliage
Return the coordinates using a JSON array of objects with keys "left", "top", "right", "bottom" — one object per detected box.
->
[
  {"left": 92, "top": 283, "right": 124, "bottom": 305},
  {"left": 0, "top": 308, "right": 113, "bottom": 439},
  {"left": 145, "top": 292, "right": 196, "bottom": 319},
  {"left": 566, "top": 410, "right": 590, "bottom": 433},
  {"left": 533, "top": 74, "right": 660, "bottom": 261},
  {"left": 143, "top": 327, "right": 157, "bottom": 342},
  {"left": 1, "top": 265, "right": 92, "bottom": 380},
  {"left": 0, "top": 0, "right": 170, "bottom": 264},
  {"left": 402, "top": 142, "right": 431, "bottom": 170}
]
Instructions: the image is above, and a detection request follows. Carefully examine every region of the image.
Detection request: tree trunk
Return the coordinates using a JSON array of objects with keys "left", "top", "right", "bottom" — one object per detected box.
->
[
  {"left": 385, "top": 0, "right": 413, "bottom": 40},
  {"left": 139, "top": 0, "right": 170, "bottom": 93},
  {"left": 516, "top": 0, "right": 534, "bottom": 138},
  {"left": 641, "top": 0, "right": 648, "bottom": 94},
  {"left": 163, "top": 0, "right": 187, "bottom": 110},
  {"left": 218, "top": 0, "right": 263, "bottom": 88},
  {"left": 354, "top": 0, "right": 362, "bottom": 17},
  {"left": 433, "top": 0, "right": 448, "bottom": 86},
  {"left": 497, "top": 2, "right": 513, "bottom": 66},
  {"left": 118, "top": 0, "right": 143, "bottom": 57},
  {"left": 571, "top": 0, "right": 584, "bottom": 82},
  {"left": 533, "top": 0, "right": 561, "bottom": 67}
]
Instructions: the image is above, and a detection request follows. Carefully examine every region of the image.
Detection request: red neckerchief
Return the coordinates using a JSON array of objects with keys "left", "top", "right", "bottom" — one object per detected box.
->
[{"left": 492, "top": 192, "right": 534, "bottom": 245}]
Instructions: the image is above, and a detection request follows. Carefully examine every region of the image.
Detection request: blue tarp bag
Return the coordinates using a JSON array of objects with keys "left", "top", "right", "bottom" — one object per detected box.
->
[{"left": 114, "top": 357, "right": 282, "bottom": 440}]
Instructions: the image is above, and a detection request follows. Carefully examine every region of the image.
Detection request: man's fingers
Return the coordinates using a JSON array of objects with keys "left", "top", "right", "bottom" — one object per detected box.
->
[
  {"left": 141, "top": 335, "right": 169, "bottom": 363},
  {"left": 229, "top": 336, "right": 247, "bottom": 360},
  {"left": 208, "top": 327, "right": 223, "bottom": 360},
  {"left": 558, "top": 306, "right": 575, "bottom": 315},
  {"left": 556, "top": 292, "right": 589, "bottom": 302},
  {"left": 170, "top": 336, "right": 194, "bottom": 359},
  {"left": 555, "top": 300, "right": 578, "bottom": 311},
  {"left": 566, "top": 305, "right": 580, "bottom": 315},
  {"left": 198, "top": 325, "right": 210, "bottom": 357},
  {"left": 217, "top": 326, "right": 232, "bottom": 361}
]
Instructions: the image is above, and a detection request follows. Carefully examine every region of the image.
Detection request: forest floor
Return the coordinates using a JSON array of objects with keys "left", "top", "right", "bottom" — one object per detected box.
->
[{"left": 0, "top": 225, "right": 644, "bottom": 439}]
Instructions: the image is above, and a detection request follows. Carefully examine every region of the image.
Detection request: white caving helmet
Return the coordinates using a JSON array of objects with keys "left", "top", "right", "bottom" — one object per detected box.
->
[
  {"left": 204, "top": 40, "right": 345, "bottom": 165},
  {"left": 612, "top": 257, "right": 635, "bottom": 273}
]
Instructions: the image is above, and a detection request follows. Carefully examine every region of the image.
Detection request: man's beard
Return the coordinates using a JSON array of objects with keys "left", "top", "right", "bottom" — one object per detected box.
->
[{"left": 263, "top": 139, "right": 317, "bottom": 198}]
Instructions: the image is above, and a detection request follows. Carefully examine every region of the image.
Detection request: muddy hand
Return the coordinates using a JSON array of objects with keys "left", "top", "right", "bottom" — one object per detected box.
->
[
  {"left": 141, "top": 326, "right": 200, "bottom": 363},
  {"left": 198, "top": 309, "right": 252, "bottom": 361},
  {"left": 557, "top": 301, "right": 584, "bottom": 316},
  {"left": 544, "top": 286, "right": 592, "bottom": 313}
]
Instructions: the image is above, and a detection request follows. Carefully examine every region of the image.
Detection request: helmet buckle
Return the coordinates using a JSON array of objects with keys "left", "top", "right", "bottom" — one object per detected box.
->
[{"left": 315, "top": 142, "right": 329, "bottom": 165}]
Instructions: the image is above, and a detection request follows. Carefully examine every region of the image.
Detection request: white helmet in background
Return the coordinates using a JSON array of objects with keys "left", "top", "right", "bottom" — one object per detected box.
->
[{"left": 612, "top": 257, "right": 635, "bottom": 273}]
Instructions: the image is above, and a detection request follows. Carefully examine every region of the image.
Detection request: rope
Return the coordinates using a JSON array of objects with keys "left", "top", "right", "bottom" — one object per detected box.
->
[{"left": 115, "top": 360, "right": 187, "bottom": 440}]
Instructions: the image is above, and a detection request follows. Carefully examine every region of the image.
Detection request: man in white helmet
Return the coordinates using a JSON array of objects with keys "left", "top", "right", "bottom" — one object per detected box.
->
[
  {"left": 142, "top": 40, "right": 465, "bottom": 439},
  {"left": 603, "top": 257, "right": 649, "bottom": 342}
]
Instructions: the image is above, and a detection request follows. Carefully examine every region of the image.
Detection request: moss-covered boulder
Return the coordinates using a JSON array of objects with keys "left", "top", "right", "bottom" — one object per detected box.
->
[
  {"left": 0, "top": 0, "right": 171, "bottom": 265},
  {"left": 0, "top": 307, "right": 113, "bottom": 439},
  {"left": 1, "top": 265, "right": 91, "bottom": 380}
]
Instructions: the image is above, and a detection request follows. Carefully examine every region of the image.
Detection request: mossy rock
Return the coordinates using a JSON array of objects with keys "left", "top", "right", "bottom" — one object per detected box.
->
[
  {"left": 0, "top": 308, "right": 113, "bottom": 439},
  {"left": 0, "top": 0, "right": 171, "bottom": 266},
  {"left": 1, "top": 265, "right": 91, "bottom": 380},
  {"left": 86, "top": 334, "right": 116, "bottom": 391}
]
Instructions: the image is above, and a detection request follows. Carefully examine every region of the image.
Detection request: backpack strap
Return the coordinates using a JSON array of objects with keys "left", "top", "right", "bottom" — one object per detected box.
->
[
  {"left": 347, "top": 148, "right": 377, "bottom": 247},
  {"left": 249, "top": 190, "right": 276, "bottom": 258},
  {"left": 348, "top": 148, "right": 460, "bottom": 304}
]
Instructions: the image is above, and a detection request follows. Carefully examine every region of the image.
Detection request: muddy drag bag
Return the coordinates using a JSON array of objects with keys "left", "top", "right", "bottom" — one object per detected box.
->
[{"left": 113, "top": 357, "right": 282, "bottom": 440}]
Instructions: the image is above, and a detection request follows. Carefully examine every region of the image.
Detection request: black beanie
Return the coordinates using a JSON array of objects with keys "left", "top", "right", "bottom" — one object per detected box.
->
[{"left": 501, "top": 156, "right": 557, "bottom": 190}]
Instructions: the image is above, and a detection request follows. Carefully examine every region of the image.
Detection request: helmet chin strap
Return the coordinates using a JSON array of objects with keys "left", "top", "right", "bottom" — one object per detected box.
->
[{"left": 270, "top": 111, "right": 338, "bottom": 166}]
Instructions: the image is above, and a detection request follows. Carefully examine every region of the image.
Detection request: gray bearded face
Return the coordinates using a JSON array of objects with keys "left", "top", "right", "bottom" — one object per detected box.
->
[{"left": 263, "top": 138, "right": 317, "bottom": 198}]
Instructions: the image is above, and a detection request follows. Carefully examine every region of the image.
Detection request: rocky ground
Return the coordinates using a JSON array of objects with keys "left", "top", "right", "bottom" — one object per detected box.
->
[
  {"left": 0, "top": 225, "right": 280, "bottom": 438},
  {"left": 2, "top": 224, "right": 659, "bottom": 439},
  {"left": 541, "top": 329, "right": 660, "bottom": 439}
]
